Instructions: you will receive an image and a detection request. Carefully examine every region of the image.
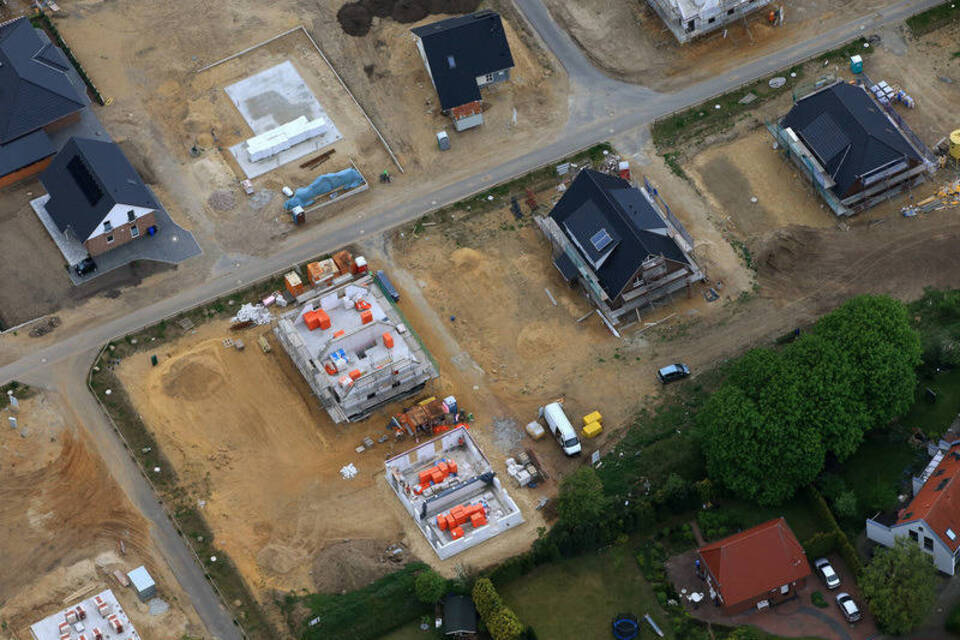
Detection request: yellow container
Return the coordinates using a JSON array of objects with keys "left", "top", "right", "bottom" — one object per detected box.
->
[
  {"left": 583, "top": 411, "right": 602, "bottom": 426},
  {"left": 582, "top": 421, "right": 603, "bottom": 438}
]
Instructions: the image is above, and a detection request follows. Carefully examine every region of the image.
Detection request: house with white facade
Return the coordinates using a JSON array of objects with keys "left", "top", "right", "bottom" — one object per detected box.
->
[
  {"left": 411, "top": 11, "right": 514, "bottom": 131},
  {"left": 866, "top": 441, "right": 960, "bottom": 575},
  {"left": 40, "top": 137, "right": 159, "bottom": 258}
]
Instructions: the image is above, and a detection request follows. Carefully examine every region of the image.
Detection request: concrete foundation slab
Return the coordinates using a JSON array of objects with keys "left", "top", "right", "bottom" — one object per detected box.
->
[{"left": 225, "top": 61, "right": 343, "bottom": 178}]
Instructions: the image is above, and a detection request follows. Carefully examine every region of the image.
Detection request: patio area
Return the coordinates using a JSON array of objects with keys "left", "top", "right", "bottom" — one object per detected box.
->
[{"left": 666, "top": 550, "right": 880, "bottom": 640}]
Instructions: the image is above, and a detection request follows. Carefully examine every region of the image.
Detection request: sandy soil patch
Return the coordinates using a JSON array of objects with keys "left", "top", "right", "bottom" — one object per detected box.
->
[
  {"left": 542, "top": 0, "right": 905, "bottom": 90},
  {"left": 0, "top": 391, "right": 202, "bottom": 638},
  {"left": 116, "top": 307, "right": 549, "bottom": 616}
]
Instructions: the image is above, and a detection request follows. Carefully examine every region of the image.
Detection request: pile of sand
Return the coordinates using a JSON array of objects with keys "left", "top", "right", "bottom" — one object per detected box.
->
[
  {"left": 450, "top": 247, "right": 484, "bottom": 271},
  {"left": 754, "top": 226, "right": 819, "bottom": 275},
  {"left": 516, "top": 321, "right": 561, "bottom": 359},
  {"left": 310, "top": 539, "right": 407, "bottom": 593},
  {"left": 161, "top": 355, "right": 225, "bottom": 401}
]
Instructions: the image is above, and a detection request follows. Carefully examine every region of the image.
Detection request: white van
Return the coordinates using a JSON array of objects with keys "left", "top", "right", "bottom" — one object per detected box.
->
[{"left": 539, "top": 402, "right": 582, "bottom": 456}]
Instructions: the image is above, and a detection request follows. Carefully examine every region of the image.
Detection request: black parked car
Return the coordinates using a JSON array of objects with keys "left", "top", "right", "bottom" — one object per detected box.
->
[
  {"left": 74, "top": 257, "right": 97, "bottom": 277},
  {"left": 657, "top": 363, "right": 691, "bottom": 384}
]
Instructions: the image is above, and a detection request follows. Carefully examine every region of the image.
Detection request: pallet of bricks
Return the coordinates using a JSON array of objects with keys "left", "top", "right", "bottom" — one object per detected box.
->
[{"left": 506, "top": 450, "right": 543, "bottom": 487}]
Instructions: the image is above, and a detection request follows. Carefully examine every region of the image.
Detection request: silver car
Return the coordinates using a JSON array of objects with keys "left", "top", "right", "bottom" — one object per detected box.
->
[
  {"left": 836, "top": 592, "right": 861, "bottom": 622},
  {"left": 814, "top": 557, "right": 840, "bottom": 589}
]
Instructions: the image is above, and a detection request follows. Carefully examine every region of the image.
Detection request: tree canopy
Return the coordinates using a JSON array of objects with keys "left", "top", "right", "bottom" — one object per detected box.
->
[
  {"left": 555, "top": 466, "right": 610, "bottom": 525},
  {"left": 700, "top": 295, "right": 920, "bottom": 505},
  {"left": 414, "top": 568, "right": 447, "bottom": 604},
  {"left": 860, "top": 537, "right": 937, "bottom": 634}
]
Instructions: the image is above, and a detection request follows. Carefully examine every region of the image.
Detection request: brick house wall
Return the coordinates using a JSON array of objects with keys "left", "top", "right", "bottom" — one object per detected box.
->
[
  {"left": 84, "top": 210, "right": 156, "bottom": 257},
  {"left": 0, "top": 155, "right": 53, "bottom": 189}
]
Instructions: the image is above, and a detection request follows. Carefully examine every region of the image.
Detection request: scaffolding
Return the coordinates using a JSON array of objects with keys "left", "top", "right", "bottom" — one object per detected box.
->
[
  {"left": 768, "top": 79, "right": 938, "bottom": 217},
  {"left": 646, "top": 0, "right": 774, "bottom": 43}
]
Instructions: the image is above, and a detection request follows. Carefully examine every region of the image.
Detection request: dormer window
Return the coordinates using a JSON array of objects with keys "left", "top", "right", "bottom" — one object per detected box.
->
[
  {"left": 127, "top": 210, "right": 136, "bottom": 222},
  {"left": 103, "top": 220, "right": 112, "bottom": 233}
]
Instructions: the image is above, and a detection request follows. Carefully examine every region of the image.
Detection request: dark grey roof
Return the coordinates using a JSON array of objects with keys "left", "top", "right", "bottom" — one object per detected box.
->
[
  {"left": 549, "top": 169, "right": 689, "bottom": 301},
  {"left": 0, "top": 18, "right": 86, "bottom": 144},
  {"left": 41, "top": 137, "right": 159, "bottom": 240},
  {"left": 442, "top": 595, "right": 477, "bottom": 635},
  {"left": 0, "top": 128, "right": 54, "bottom": 175},
  {"left": 781, "top": 82, "right": 920, "bottom": 197},
  {"left": 411, "top": 11, "right": 514, "bottom": 111}
]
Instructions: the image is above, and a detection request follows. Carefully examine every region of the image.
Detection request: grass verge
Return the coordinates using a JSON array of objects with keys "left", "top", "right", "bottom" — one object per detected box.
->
[{"left": 906, "top": 2, "right": 960, "bottom": 37}]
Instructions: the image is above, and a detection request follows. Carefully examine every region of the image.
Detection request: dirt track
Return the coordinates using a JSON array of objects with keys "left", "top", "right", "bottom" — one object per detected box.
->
[{"left": 0, "top": 391, "right": 202, "bottom": 637}]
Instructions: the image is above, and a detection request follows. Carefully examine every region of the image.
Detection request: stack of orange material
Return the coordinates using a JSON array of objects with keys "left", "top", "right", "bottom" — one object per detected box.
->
[
  {"left": 333, "top": 249, "right": 353, "bottom": 275},
  {"left": 415, "top": 459, "right": 460, "bottom": 494},
  {"left": 383, "top": 332, "right": 395, "bottom": 349},
  {"left": 360, "top": 309, "right": 373, "bottom": 324},
  {"left": 435, "top": 502, "right": 487, "bottom": 534},
  {"left": 355, "top": 299, "right": 372, "bottom": 311},
  {"left": 303, "top": 309, "right": 331, "bottom": 331}
]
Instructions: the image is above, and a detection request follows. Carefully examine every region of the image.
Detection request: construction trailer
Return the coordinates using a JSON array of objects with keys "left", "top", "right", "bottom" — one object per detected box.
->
[
  {"left": 273, "top": 275, "right": 438, "bottom": 424},
  {"left": 385, "top": 426, "right": 524, "bottom": 559},
  {"left": 647, "top": 0, "right": 774, "bottom": 43},
  {"left": 767, "top": 78, "right": 938, "bottom": 217}
]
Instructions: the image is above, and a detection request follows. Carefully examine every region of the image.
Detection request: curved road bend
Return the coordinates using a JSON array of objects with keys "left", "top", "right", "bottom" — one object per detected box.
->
[{"left": 0, "top": 2, "right": 945, "bottom": 637}]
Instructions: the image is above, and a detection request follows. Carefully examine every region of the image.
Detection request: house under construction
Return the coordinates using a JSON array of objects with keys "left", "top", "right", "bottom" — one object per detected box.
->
[
  {"left": 537, "top": 168, "right": 703, "bottom": 330},
  {"left": 274, "top": 275, "right": 438, "bottom": 423},
  {"left": 767, "top": 79, "right": 938, "bottom": 216},
  {"left": 647, "top": 0, "right": 774, "bottom": 43}
]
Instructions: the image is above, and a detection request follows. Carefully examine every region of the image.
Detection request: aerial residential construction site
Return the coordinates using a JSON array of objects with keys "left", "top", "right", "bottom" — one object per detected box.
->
[{"left": 1, "top": 0, "right": 959, "bottom": 639}]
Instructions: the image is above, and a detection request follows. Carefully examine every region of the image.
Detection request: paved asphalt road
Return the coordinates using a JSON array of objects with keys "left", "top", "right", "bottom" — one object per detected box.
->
[{"left": 0, "top": 1, "right": 944, "bottom": 637}]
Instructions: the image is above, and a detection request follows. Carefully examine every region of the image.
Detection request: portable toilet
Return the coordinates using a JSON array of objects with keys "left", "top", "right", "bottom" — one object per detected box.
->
[
  {"left": 127, "top": 566, "right": 157, "bottom": 602},
  {"left": 849, "top": 55, "right": 863, "bottom": 74},
  {"left": 436, "top": 131, "right": 450, "bottom": 151}
]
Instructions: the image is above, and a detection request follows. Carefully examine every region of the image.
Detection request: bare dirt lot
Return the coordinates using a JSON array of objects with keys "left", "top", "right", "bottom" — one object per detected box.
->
[
  {"left": 115, "top": 307, "right": 550, "bottom": 622},
  {"left": 388, "top": 162, "right": 754, "bottom": 446},
  {"left": 0, "top": 178, "right": 171, "bottom": 330},
  {"left": 50, "top": 0, "right": 567, "bottom": 259},
  {"left": 0, "top": 390, "right": 202, "bottom": 638},
  {"left": 542, "top": 0, "right": 905, "bottom": 90}
]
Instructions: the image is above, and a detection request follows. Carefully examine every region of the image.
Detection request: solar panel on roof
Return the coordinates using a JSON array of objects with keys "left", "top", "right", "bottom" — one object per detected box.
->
[
  {"left": 591, "top": 228, "right": 613, "bottom": 252},
  {"left": 66, "top": 156, "right": 103, "bottom": 207},
  {"left": 801, "top": 113, "right": 851, "bottom": 167}
]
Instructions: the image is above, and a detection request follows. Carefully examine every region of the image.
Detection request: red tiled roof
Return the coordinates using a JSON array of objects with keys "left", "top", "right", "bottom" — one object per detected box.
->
[
  {"left": 698, "top": 517, "right": 811, "bottom": 606},
  {"left": 898, "top": 446, "right": 960, "bottom": 550}
]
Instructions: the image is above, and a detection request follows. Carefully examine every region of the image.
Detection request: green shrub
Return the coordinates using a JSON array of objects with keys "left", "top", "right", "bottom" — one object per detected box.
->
[
  {"left": 414, "top": 569, "right": 448, "bottom": 604},
  {"left": 833, "top": 490, "right": 858, "bottom": 520},
  {"left": 487, "top": 606, "right": 524, "bottom": 640},
  {"left": 946, "top": 600, "right": 960, "bottom": 635},
  {"left": 803, "top": 531, "right": 839, "bottom": 558},
  {"left": 302, "top": 563, "right": 430, "bottom": 640},
  {"left": 472, "top": 578, "right": 503, "bottom": 621},
  {"left": 811, "top": 591, "right": 828, "bottom": 608}
]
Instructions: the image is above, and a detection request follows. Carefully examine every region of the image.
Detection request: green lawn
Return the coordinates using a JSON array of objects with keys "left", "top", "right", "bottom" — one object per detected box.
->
[
  {"left": 381, "top": 622, "right": 435, "bottom": 640},
  {"left": 500, "top": 544, "right": 673, "bottom": 640},
  {"left": 901, "top": 368, "right": 960, "bottom": 439},
  {"left": 838, "top": 436, "right": 919, "bottom": 519},
  {"left": 704, "top": 496, "right": 824, "bottom": 544}
]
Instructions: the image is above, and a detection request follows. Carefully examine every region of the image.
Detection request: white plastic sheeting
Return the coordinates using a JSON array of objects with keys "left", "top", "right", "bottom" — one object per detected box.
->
[
  {"left": 246, "top": 116, "right": 328, "bottom": 163},
  {"left": 231, "top": 303, "right": 273, "bottom": 326}
]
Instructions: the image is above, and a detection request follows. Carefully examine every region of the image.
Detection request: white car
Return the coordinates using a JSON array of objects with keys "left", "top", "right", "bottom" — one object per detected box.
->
[
  {"left": 539, "top": 402, "right": 582, "bottom": 456},
  {"left": 814, "top": 557, "right": 840, "bottom": 589},
  {"left": 836, "top": 592, "right": 861, "bottom": 622}
]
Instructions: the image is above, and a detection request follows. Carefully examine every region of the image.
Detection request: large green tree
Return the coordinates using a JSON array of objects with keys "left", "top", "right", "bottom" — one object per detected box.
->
[
  {"left": 555, "top": 466, "right": 610, "bottom": 525},
  {"left": 700, "top": 294, "right": 921, "bottom": 505},
  {"left": 786, "top": 333, "right": 871, "bottom": 460},
  {"left": 860, "top": 537, "right": 937, "bottom": 635},
  {"left": 699, "top": 352, "right": 825, "bottom": 505},
  {"left": 414, "top": 568, "right": 447, "bottom": 604},
  {"left": 813, "top": 294, "right": 921, "bottom": 425}
]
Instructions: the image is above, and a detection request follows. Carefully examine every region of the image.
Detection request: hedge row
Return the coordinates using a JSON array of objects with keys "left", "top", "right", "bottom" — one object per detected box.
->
[
  {"left": 806, "top": 486, "right": 863, "bottom": 575},
  {"left": 302, "top": 563, "right": 431, "bottom": 640},
  {"left": 32, "top": 11, "right": 105, "bottom": 105}
]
